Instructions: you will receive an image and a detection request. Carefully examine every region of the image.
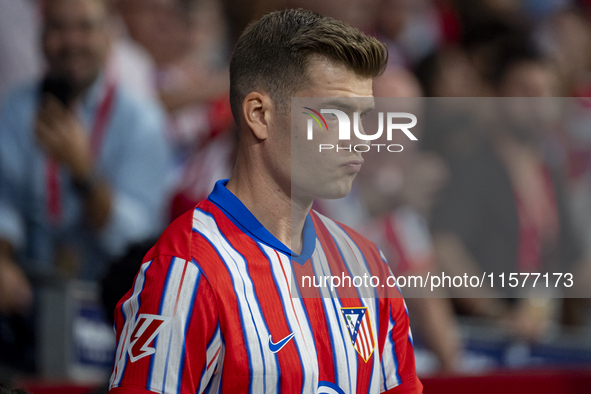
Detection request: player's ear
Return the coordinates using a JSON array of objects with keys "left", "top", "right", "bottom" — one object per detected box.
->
[{"left": 242, "top": 92, "right": 271, "bottom": 140}]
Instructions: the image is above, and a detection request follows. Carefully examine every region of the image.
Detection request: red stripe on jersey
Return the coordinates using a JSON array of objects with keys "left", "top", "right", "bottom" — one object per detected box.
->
[
  {"left": 301, "top": 214, "right": 360, "bottom": 385},
  {"left": 179, "top": 273, "right": 219, "bottom": 394},
  {"left": 387, "top": 300, "right": 419, "bottom": 390},
  {"left": 145, "top": 208, "right": 194, "bottom": 263},
  {"left": 207, "top": 203, "right": 304, "bottom": 393},
  {"left": 339, "top": 220, "right": 400, "bottom": 300},
  {"left": 314, "top": 215, "right": 382, "bottom": 393},
  {"left": 190, "top": 211, "right": 251, "bottom": 392},
  {"left": 311, "top": 213, "right": 359, "bottom": 299},
  {"left": 339, "top": 221, "right": 413, "bottom": 392},
  {"left": 109, "top": 387, "right": 155, "bottom": 394},
  {"left": 291, "top": 256, "right": 322, "bottom": 299},
  {"left": 274, "top": 250, "right": 307, "bottom": 351},
  {"left": 337, "top": 220, "right": 413, "bottom": 381},
  {"left": 301, "top": 296, "right": 336, "bottom": 384},
  {"left": 382, "top": 375, "right": 424, "bottom": 394},
  {"left": 290, "top": 253, "right": 342, "bottom": 384}
]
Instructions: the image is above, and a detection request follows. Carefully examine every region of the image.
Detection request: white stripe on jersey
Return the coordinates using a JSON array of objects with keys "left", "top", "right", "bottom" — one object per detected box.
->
[
  {"left": 318, "top": 216, "right": 380, "bottom": 290},
  {"left": 149, "top": 258, "right": 199, "bottom": 393},
  {"left": 110, "top": 260, "right": 153, "bottom": 388},
  {"left": 380, "top": 315, "right": 402, "bottom": 391},
  {"left": 260, "top": 244, "right": 318, "bottom": 394},
  {"left": 355, "top": 329, "right": 367, "bottom": 361},
  {"left": 203, "top": 344, "right": 225, "bottom": 394},
  {"left": 315, "top": 216, "right": 381, "bottom": 394},
  {"left": 360, "top": 317, "right": 373, "bottom": 360},
  {"left": 312, "top": 240, "right": 359, "bottom": 393},
  {"left": 404, "top": 299, "right": 414, "bottom": 345},
  {"left": 193, "top": 209, "right": 278, "bottom": 394},
  {"left": 199, "top": 325, "right": 224, "bottom": 394}
]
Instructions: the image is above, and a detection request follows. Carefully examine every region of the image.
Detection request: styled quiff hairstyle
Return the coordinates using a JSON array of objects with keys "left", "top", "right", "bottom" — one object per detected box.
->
[{"left": 229, "top": 8, "right": 388, "bottom": 126}]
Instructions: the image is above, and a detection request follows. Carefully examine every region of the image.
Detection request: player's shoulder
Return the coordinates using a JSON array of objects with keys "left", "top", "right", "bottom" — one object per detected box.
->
[
  {"left": 143, "top": 198, "right": 234, "bottom": 262},
  {"left": 142, "top": 199, "right": 216, "bottom": 262},
  {"left": 142, "top": 207, "right": 194, "bottom": 263}
]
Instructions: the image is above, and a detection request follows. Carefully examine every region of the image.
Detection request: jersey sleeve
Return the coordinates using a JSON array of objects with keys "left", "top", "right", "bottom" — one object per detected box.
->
[
  {"left": 108, "top": 254, "right": 222, "bottom": 394},
  {"left": 379, "top": 296, "right": 423, "bottom": 394}
]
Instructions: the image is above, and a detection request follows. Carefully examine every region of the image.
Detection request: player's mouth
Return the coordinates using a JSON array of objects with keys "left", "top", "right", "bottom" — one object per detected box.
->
[{"left": 342, "top": 158, "right": 364, "bottom": 173}]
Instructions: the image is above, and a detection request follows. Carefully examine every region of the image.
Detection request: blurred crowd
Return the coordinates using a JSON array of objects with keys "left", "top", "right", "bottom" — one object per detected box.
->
[{"left": 1, "top": 0, "right": 591, "bottom": 382}]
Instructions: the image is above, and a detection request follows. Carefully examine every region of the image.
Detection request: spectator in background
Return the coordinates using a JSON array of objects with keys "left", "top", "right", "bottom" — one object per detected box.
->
[
  {"left": 287, "top": 0, "right": 379, "bottom": 33},
  {"left": 118, "top": 0, "right": 229, "bottom": 145},
  {"left": 431, "top": 40, "right": 583, "bottom": 339},
  {"left": 0, "top": 0, "right": 41, "bottom": 101},
  {"left": 0, "top": 0, "right": 169, "bottom": 314},
  {"left": 536, "top": 8, "right": 591, "bottom": 323},
  {"left": 536, "top": 8, "right": 591, "bottom": 96},
  {"left": 106, "top": 0, "right": 159, "bottom": 100},
  {"left": 374, "top": 0, "right": 413, "bottom": 67},
  {"left": 366, "top": 68, "right": 460, "bottom": 373},
  {"left": 415, "top": 46, "right": 485, "bottom": 98},
  {"left": 414, "top": 46, "right": 488, "bottom": 162},
  {"left": 379, "top": 0, "right": 445, "bottom": 66},
  {"left": 118, "top": 0, "right": 235, "bottom": 220}
]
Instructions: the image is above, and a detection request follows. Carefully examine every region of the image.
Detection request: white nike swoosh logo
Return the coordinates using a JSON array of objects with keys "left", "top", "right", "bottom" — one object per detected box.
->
[{"left": 268, "top": 332, "right": 296, "bottom": 353}]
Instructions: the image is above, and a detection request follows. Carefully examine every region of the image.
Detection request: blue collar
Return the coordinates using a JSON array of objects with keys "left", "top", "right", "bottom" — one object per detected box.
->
[{"left": 207, "top": 179, "right": 316, "bottom": 264}]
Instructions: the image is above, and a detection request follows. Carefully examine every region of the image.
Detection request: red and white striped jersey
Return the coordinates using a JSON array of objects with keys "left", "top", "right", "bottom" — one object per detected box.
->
[{"left": 108, "top": 180, "right": 422, "bottom": 394}]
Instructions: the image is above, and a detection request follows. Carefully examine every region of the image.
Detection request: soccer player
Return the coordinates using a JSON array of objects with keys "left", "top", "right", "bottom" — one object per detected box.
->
[{"left": 108, "top": 9, "right": 423, "bottom": 394}]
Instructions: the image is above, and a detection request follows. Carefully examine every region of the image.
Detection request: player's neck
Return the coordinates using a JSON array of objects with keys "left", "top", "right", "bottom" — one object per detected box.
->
[{"left": 226, "top": 164, "right": 311, "bottom": 255}]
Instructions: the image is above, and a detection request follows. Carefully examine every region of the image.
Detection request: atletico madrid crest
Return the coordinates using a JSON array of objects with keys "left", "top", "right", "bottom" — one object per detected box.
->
[{"left": 340, "top": 307, "right": 375, "bottom": 362}]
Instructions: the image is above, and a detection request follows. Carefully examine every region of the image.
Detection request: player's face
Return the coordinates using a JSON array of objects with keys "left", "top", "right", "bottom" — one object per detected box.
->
[{"left": 289, "top": 57, "right": 374, "bottom": 203}]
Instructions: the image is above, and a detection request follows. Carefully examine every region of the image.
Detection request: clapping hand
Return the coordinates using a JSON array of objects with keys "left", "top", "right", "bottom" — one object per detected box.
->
[{"left": 35, "top": 95, "right": 92, "bottom": 181}]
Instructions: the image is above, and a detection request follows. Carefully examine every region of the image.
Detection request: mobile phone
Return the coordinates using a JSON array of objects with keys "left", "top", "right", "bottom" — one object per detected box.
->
[{"left": 40, "top": 76, "right": 74, "bottom": 106}]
